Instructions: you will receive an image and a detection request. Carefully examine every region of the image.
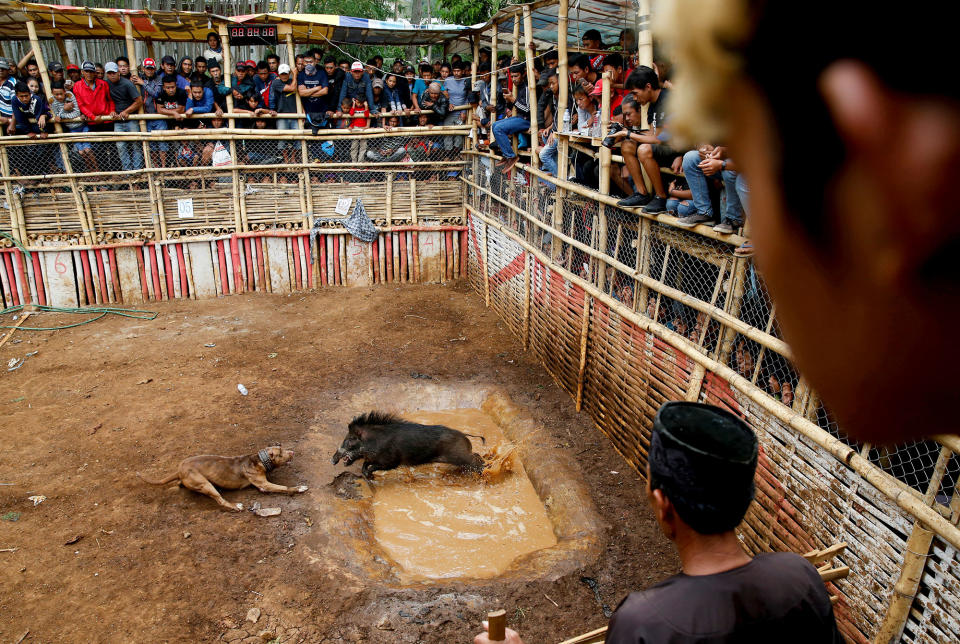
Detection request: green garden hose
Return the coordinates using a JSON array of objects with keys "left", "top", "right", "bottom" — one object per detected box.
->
[{"left": 0, "top": 305, "right": 158, "bottom": 331}]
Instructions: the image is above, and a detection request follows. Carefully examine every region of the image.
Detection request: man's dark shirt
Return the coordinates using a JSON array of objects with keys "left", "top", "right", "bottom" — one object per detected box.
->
[
  {"left": 107, "top": 76, "right": 140, "bottom": 112},
  {"left": 605, "top": 553, "right": 844, "bottom": 644},
  {"left": 647, "top": 87, "right": 669, "bottom": 131}
]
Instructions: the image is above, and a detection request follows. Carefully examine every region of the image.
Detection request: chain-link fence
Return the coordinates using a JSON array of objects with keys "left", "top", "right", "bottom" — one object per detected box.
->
[{"left": 0, "top": 128, "right": 469, "bottom": 248}]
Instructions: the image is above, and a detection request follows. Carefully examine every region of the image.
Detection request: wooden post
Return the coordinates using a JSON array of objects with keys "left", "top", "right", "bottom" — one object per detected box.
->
[
  {"left": 145, "top": 38, "right": 156, "bottom": 62},
  {"left": 638, "top": 0, "right": 653, "bottom": 68},
  {"left": 551, "top": 0, "right": 569, "bottom": 261},
  {"left": 575, "top": 291, "right": 592, "bottom": 410},
  {"left": 522, "top": 5, "right": 539, "bottom": 168},
  {"left": 715, "top": 256, "right": 750, "bottom": 363},
  {"left": 26, "top": 21, "right": 58, "bottom": 132},
  {"left": 512, "top": 15, "right": 520, "bottom": 61},
  {"left": 386, "top": 173, "right": 393, "bottom": 227},
  {"left": 875, "top": 447, "right": 953, "bottom": 644},
  {"left": 219, "top": 25, "right": 236, "bottom": 128},
  {"left": 522, "top": 251, "right": 531, "bottom": 349},
  {"left": 54, "top": 36, "right": 71, "bottom": 66},
  {"left": 482, "top": 221, "right": 490, "bottom": 306},
  {"left": 0, "top": 148, "right": 27, "bottom": 244},
  {"left": 596, "top": 71, "right": 612, "bottom": 290},
  {"left": 487, "top": 610, "right": 507, "bottom": 642},
  {"left": 280, "top": 24, "right": 304, "bottom": 128},
  {"left": 469, "top": 36, "right": 480, "bottom": 142}
]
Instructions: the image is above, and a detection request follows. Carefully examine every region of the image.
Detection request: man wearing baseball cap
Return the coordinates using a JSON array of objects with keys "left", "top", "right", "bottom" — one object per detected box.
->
[
  {"left": 475, "top": 402, "right": 843, "bottom": 644},
  {"left": 131, "top": 57, "right": 167, "bottom": 144},
  {"left": 105, "top": 61, "right": 143, "bottom": 170},
  {"left": 47, "top": 61, "right": 64, "bottom": 85},
  {"left": 160, "top": 55, "right": 188, "bottom": 90},
  {"left": 338, "top": 60, "right": 377, "bottom": 115},
  {"left": 66, "top": 64, "right": 81, "bottom": 84},
  {"left": 72, "top": 61, "right": 114, "bottom": 129}
]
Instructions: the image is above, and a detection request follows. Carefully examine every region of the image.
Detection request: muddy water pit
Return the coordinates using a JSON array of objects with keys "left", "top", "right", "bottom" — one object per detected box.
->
[{"left": 309, "top": 382, "right": 605, "bottom": 585}]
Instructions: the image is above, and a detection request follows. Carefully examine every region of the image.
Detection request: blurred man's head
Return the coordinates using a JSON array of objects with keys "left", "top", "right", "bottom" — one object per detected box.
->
[
  {"left": 116, "top": 56, "right": 129, "bottom": 78},
  {"left": 161, "top": 74, "right": 178, "bottom": 96},
  {"left": 14, "top": 81, "right": 31, "bottom": 104},
  {"left": 51, "top": 80, "right": 66, "bottom": 102},
  {"left": 624, "top": 66, "right": 659, "bottom": 105},
  {"left": 161, "top": 55, "right": 176, "bottom": 76},
  {"left": 647, "top": 403, "right": 757, "bottom": 539}
]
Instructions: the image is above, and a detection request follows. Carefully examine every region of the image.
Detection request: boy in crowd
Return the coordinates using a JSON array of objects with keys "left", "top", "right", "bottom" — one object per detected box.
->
[
  {"left": 271, "top": 64, "right": 300, "bottom": 164},
  {"left": 207, "top": 61, "right": 230, "bottom": 112},
  {"left": 66, "top": 64, "right": 81, "bottom": 85},
  {"left": 323, "top": 56, "right": 345, "bottom": 113},
  {"left": 7, "top": 80, "right": 49, "bottom": 137},
  {"left": 569, "top": 54, "right": 598, "bottom": 94},
  {"left": 492, "top": 64, "right": 531, "bottom": 173},
  {"left": 613, "top": 66, "right": 681, "bottom": 214},
  {"left": 51, "top": 80, "right": 99, "bottom": 173},
  {"left": 131, "top": 57, "right": 170, "bottom": 153},
  {"left": 154, "top": 74, "right": 187, "bottom": 166},
  {"left": 161, "top": 55, "right": 189, "bottom": 90},
  {"left": 115, "top": 56, "right": 131, "bottom": 80},
  {"left": 253, "top": 61, "right": 274, "bottom": 97},
  {"left": 105, "top": 61, "right": 143, "bottom": 170}
]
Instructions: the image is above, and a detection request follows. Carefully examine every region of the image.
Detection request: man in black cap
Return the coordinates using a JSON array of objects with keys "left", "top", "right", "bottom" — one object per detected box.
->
[
  {"left": 475, "top": 402, "right": 843, "bottom": 644},
  {"left": 48, "top": 61, "right": 64, "bottom": 85}
]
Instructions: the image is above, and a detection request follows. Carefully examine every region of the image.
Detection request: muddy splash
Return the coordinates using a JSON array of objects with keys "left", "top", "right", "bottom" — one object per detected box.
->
[{"left": 370, "top": 408, "right": 557, "bottom": 580}]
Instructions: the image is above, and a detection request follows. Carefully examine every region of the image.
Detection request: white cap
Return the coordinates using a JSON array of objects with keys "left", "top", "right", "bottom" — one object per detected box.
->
[
  {"left": 351, "top": 61, "right": 363, "bottom": 71},
  {"left": 278, "top": 63, "right": 291, "bottom": 74},
  {"left": 104, "top": 61, "right": 119, "bottom": 73}
]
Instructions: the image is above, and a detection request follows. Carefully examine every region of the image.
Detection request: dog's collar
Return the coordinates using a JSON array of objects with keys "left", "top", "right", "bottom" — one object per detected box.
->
[{"left": 258, "top": 449, "right": 274, "bottom": 472}]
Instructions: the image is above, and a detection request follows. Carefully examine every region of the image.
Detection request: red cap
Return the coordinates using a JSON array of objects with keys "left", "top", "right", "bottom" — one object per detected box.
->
[
  {"left": 142, "top": 58, "right": 156, "bottom": 68},
  {"left": 244, "top": 59, "right": 256, "bottom": 68},
  {"left": 66, "top": 63, "right": 80, "bottom": 71},
  {"left": 589, "top": 79, "right": 603, "bottom": 96}
]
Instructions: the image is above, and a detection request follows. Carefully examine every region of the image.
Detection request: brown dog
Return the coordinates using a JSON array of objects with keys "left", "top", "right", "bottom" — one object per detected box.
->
[{"left": 137, "top": 446, "right": 308, "bottom": 511}]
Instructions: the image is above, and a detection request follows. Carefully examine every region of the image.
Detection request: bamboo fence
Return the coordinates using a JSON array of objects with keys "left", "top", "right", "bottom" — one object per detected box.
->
[{"left": 461, "top": 151, "right": 960, "bottom": 644}]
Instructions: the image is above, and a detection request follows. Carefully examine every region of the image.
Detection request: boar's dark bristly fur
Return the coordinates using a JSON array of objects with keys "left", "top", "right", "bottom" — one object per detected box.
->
[{"left": 332, "top": 411, "right": 485, "bottom": 480}]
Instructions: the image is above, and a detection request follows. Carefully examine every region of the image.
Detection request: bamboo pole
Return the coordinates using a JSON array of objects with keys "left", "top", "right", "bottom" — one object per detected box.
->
[
  {"left": 490, "top": 25, "right": 498, "bottom": 128},
  {"left": 281, "top": 25, "right": 304, "bottom": 129},
  {"left": 26, "top": 21, "right": 58, "bottom": 137},
  {"left": 410, "top": 177, "right": 418, "bottom": 224},
  {"left": 522, "top": 251, "right": 531, "bottom": 349},
  {"left": 522, "top": 5, "right": 539, "bottom": 168},
  {"left": 219, "top": 25, "right": 236, "bottom": 128},
  {"left": 512, "top": 16, "right": 520, "bottom": 61},
  {"left": 460, "top": 176, "right": 790, "bottom": 358},
  {"left": 596, "top": 71, "right": 612, "bottom": 291},
  {"left": 0, "top": 148, "right": 27, "bottom": 245},
  {"left": 552, "top": 0, "right": 569, "bottom": 262},
  {"left": 874, "top": 447, "right": 953, "bottom": 644},
  {"left": 54, "top": 36, "right": 70, "bottom": 67},
  {"left": 465, "top": 150, "right": 748, "bottom": 246},
  {"left": 482, "top": 220, "right": 490, "bottom": 306},
  {"left": 469, "top": 36, "right": 479, "bottom": 144},
  {"left": 386, "top": 173, "right": 393, "bottom": 227},
  {"left": 638, "top": 0, "right": 653, "bottom": 68},
  {"left": 575, "top": 291, "right": 591, "bottom": 410},
  {"left": 467, "top": 202, "right": 960, "bottom": 552},
  {"left": 124, "top": 15, "right": 147, "bottom": 136}
]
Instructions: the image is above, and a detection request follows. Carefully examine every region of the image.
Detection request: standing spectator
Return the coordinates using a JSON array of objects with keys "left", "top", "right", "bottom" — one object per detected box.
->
[
  {"left": 178, "top": 58, "right": 194, "bottom": 82},
  {"left": 252, "top": 61, "right": 274, "bottom": 97},
  {"left": 131, "top": 58, "right": 167, "bottom": 150},
  {"left": 66, "top": 64, "right": 81, "bottom": 85},
  {"left": 614, "top": 68, "right": 681, "bottom": 214},
  {"left": 51, "top": 80, "right": 99, "bottom": 172},
  {"left": 492, "top": 64, "right": 531, "bottom": 173},
  {"left": 48, "top": 61, "right": 65, "bottom": 85},
  {"left": 160, "top": 55, "right": 188, "bottom": 90},
  {"left": 202, "top": 32, "right": 224, "bottom": 66},
  {"left": 73, "top": 61, "right": 114, "bottom": 128},
  {"left": 1, "top": 58, "right": 19, "bottom": 128},
  {"left": 271, "top": 64, "right": 300, "bottom": 163},
  {"left": 207, "top": 61, "right": 230, "bottom": 112},
  {"left": 94, "top": 62, "right": 105, "bottom": 80},
  {"left": 339, "top": 62, "right": 377, "bottom": 116},
  {"left": 582, "top": 29, "right": 606, "bottom": 73},
  {"left": 19, "top": 57, "right": 42, "bottom": 89},
  {"left": 298, "top": 56, "right": 329, "bottom": 117},
  {"left": 266, "top": 54, "right": 281, "bottom": 75},
  {"left": 116, "top": 56, "right": 132, "bottom": 80},
  {"left": 154, "top": 74, "right": 187, "bottom": 166},
  {"left": 443, "top": 61, "right": 469, "bottom": 131},
  {"left": 231, "top": 61, "right": 255, "bottom": 99},
  {"left": 183, "top": 80, "right": 216, "bottom": 122},
  {"left": 381, "top": 73, "right": 407, "bottom": 115},
  {"left": 104, "top": 61, "right": 143, "bottom": 170},
  {"left": 675, "top": 146, "right": 744, "bottom": 232},
  {"left": 194, "top": 56, "right": 209, "bottom": 78}
]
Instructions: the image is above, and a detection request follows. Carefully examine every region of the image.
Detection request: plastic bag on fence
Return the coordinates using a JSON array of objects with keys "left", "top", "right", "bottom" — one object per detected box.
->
[
  {"left": 340, "top": 198, "right": 378, "bottom": 243},
  {"left": 211, "top": 141, "right": 232, "bottom": 167}
]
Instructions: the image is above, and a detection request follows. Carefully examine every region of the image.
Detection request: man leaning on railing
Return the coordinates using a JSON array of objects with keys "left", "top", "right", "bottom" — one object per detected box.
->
[{"left": 105, "top": 61, "right": 144, "bottom": 171}]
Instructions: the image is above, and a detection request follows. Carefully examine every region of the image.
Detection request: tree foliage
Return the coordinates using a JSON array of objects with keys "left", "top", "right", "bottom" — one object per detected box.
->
[
  {"left": 305, "top": 0, "right": 405, "bottom": 62},
  {"left": 435, "top": 0, "right": 504, "bottom": 26}
]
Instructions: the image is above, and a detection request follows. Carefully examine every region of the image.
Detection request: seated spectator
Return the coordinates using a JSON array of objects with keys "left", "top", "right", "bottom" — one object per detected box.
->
[
  {"left": 73, "top": 61, "right": 114, "bottom": 129},
  {"left": 202, "top": 31, "right": 224, "bottom": 66},
  {"left": 675, "top": 146, "right": 744, "bottom": 232},
  {"left": 665, "top": 175, "right": 694, "bottom": 217},
  {"left": 271, "top": 64, "right": 299, "bottom": 164},
  {"left": 537, "top": 70, "right": 562, "bottom": 178},
  {"left": 339, "top": 62, "right": 377, "bottom": 116},
  {"left": 365, "top": 115, "right": 407, "bottom": 162},
  {"left": 51, "top": 80, "right": 99, "bottom": 172},
  {"left": 475, "top": 403, "right": 843, "bottom": 644},
  {"left": 104, "top": 61, "right": 144, "bottom": 170},
  {"left": 614, "top": 68, "right": 682, "bottom": 214},
  {"left": 492, "top": 64, "right": 531, "bottom": 173},
  {"left": 571, "top": 79, "right": 598, "bottom": 134},
  {"left": 569, "top": 54, "right": 599, "bottom": 95}
]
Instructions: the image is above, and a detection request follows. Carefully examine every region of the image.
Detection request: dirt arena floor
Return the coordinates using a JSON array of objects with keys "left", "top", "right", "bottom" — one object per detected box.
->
[{"left": 0, "top": 283, "right": 678, "bottom": 643}]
